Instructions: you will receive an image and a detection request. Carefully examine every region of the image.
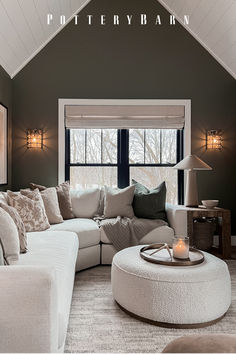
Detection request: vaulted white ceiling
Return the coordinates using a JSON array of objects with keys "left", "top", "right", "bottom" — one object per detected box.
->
[
  {"left": 0, "top": 0, "right": 91, "bottom": 78},
  {"left": 159, "top": 0, "right": 236, "bottom": 79},
  {"left": 0, "top": 0, "right": 235, "bottom": 79}
]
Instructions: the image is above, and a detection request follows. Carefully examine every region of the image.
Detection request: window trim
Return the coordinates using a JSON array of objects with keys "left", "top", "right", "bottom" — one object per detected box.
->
[{"left": 59, "top": 99, "right": 191, "bottom": 205}]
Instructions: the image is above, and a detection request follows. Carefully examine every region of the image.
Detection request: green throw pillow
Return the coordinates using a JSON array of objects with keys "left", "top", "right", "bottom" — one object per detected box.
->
[{"left": 132, "top": 180, "right": 167, "bottom": 220}]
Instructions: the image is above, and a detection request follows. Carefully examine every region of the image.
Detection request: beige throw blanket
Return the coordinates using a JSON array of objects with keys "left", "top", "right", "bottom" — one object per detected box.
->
[{"left": 97, "top": 217, "right": 167, "bottom": 251}]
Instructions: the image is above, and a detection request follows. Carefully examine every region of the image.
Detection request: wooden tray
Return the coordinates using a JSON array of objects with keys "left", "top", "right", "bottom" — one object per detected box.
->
[{"left": 140, "top": 243, "right": 205, "bottom": 266}]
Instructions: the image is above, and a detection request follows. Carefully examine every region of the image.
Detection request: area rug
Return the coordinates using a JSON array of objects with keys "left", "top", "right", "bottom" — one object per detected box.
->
[{"left": 65, "top": 261, "right": 236, "bottom": 353}]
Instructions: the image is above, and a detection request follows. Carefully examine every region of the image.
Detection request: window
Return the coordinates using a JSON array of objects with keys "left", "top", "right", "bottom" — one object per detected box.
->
[{"left": 66, "top": 128, "right": 183, "bottom": 204}]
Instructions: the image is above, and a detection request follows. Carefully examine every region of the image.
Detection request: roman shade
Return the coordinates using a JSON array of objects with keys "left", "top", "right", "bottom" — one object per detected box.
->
[{"left": 65, "top": 105, "right": 185, "bottom": 129}]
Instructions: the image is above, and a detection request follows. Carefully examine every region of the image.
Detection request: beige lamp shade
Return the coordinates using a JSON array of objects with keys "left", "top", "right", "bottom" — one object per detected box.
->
[
  {"left": 174, "top": 155, "right": 212, "bottom": 207},
  {"left": 174, "top": 154, "right": 212, "bottom": 171}
]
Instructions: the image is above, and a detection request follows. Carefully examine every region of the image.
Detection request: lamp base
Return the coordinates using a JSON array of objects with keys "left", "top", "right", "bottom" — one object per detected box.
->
[{"left": 185, "top": 170, "right": 198, "bottom": 208}]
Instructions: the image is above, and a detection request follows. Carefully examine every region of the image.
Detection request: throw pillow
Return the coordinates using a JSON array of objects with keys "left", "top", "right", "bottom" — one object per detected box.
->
[
  {"left": 0, "top": 203, "right": 27, "bottom": 253},
  {"left": 40, "top": 187, "right": 63, "bottom": 224},
  {"left": 55, "top": 182, "right": 74, "bottom": 219},
  {"left": 132, "top": 180, "right": 167, "bottom": 220},
  {"left": 7, "top": 189, "right": 50, "bottom": 232},
  {"left": 0, "top": 241, "right": 5, "bottom": 265},
  {"left": 29, "top": 182, "right": 46, "bottom": 192},
  {"left": 71, "top": 188, "right": 101, "bottom": 218},
  {"left": 104, "top": 185, "right": 135, "bottom": 219},
  {"left": 30, "top": 181, "right": 74, "bottom": 220},
  {"left": 0, "top": 207, "right": 20, "bottom": 264},
  {"left": 0, "top": 191, "right": 8, "bottom": 206}
]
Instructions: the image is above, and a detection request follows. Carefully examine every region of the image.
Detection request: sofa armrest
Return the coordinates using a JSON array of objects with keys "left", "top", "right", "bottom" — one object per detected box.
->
[
  {"left": 0, "top": 265, "right": 58, "bottom": 353},
  {"left": 166, "top": 204, "right": 188, "bottom": 237},
  {"left": 162, "top": 334, "right": 236, "bottom": 353}
]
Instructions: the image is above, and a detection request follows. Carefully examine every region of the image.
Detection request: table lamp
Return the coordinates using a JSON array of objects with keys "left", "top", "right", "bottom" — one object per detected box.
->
[{"left": 174, "top": 155, "right": 212, "bottom": 207}]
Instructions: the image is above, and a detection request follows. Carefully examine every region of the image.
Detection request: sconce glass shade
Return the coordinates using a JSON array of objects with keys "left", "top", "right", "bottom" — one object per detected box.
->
[
  {"left": 207, "top": 130, "right": 222, "bottom": 150},
  {"left": 27, "top": 129, "right": 43, "bottom": 149}
]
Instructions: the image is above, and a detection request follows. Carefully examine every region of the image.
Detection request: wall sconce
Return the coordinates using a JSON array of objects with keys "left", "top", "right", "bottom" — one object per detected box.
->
[
  {"left": 27, "top": 129, "right": 43, "bottom": 149},
  {"left": 206, "top": 130, "right": 222, "bottom": 150}
]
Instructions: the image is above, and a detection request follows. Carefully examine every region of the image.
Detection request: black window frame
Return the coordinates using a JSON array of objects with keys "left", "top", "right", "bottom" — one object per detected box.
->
[{"left": 65, "top": 128, "right": 184, "bottom": 204}]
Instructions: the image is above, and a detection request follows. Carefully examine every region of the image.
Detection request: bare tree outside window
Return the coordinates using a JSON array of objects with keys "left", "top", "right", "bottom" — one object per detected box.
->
[{"left": 69, "top": 128, "right": 178, "bottom": 204}]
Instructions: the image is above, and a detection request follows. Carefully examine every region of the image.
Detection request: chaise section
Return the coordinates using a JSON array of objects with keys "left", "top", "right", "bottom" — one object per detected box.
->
[
  {"left": 0, "top": 265, "right": 58, "bottom": 353},
  {"left": 9, "top": 230, "right": 79, "bottom": 353}
]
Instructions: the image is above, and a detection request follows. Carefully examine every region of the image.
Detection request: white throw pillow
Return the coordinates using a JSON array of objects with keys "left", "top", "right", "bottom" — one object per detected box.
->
[
  {"left": 7, "top": 189, "right": 50, "bottom": 232},
  {"left": 104, "top": 185, "right": 135, "bottom": 219},
  {"left": 40, "top": 187, "right": 63, "bottom": 224},
  {"left": 0, "top": 208, "right": 20, "bottom": 264},
  {"left": 71, "top": 188, "right": 101, "bottom": 218}
]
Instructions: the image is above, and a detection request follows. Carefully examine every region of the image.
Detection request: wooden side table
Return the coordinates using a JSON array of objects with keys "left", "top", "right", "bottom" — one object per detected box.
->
[{"left": 186, "top": 206, "right": 231, "bottom": 259}]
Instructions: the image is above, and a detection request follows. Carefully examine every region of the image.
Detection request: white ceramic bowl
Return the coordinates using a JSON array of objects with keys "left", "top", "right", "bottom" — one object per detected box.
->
[{"left": 201, "top": 200, "right": 219, "bottom": 209}]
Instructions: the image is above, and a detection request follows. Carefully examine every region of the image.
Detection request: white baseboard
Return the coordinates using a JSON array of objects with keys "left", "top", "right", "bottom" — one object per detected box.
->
[{"left": 213, "top": 235, "right": 236, "bottom": 246}]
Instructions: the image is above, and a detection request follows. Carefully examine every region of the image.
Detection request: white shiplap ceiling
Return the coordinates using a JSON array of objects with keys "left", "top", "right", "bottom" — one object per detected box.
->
[
  {"left": 159, "top": 0, "right": 236, "bottom": 79},
  {"left": 0, "top": 0, "right": 235, "bottom": 79},
  {"left": 0, "top": 0, "right": 91, "bottom": 78}
]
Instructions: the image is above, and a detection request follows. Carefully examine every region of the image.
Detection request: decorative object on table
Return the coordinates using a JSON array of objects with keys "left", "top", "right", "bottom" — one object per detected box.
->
[
  {"left": 206, "top": 130, "right": 222, "bottom": 150},
  {"left": 27, "top": 129, "right": 43, "bottom": 149},
  {"left": 0, "top": 103, "right": 8, "bottom": 185},
  {"left": 139, "top": 243, "right": 204, "bottom": 266},
  {"left": 193, "top": 218, "right": 215, "bottom": 251},
  {"left": 174, "top": 155, "right": 212, "bottom": 207},
  {"left": 172, "top": 236, "right": 189, "bottom": 259},
  {"left": 201, "top": 200, "right": 219, "bottom": 209}
]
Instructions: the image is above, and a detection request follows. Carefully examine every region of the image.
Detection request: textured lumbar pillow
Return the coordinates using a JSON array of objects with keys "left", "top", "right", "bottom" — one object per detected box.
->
[
  {"left": 132, "top": 180, "right": 167, "bottom": 220},
  {"left": 30, "top": 181, "right": 74, "bottom": 220},
  {"left": 71, "top": 188, "right": 101, "bottom": 218},
  {"left": 40, "top": 187, "right": 63, "bottom": 224},
  {"left": 104, "top": 185, "right": 135, "bottom": 219},
  {"left": 0, "top": 203, "right": 27, "bottom": 253},
  {"left": 0, "top": 207, "right": 20, "bottom": 264},
  {"left": 7, "top": 189, "right": 50, "bottom": 232}
]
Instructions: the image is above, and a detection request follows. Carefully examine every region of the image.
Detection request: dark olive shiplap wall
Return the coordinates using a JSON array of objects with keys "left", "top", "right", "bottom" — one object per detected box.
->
[
  {"left": 0, "top": 65, "right": 12, "bottom": 191},
  {"left": 12, "top": 0, "right": 236, "bottom": 231}
]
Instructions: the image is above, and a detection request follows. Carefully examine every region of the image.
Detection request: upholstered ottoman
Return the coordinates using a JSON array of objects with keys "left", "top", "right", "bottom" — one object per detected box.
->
[{"left": 111, "top": 246, "right": 231, "bottom": 328}]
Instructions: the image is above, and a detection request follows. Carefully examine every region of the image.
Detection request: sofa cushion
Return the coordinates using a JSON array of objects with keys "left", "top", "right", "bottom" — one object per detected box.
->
[
  {"left": 49, "top": 218, "right": 100, "bottom": 249},
  {"left": 101, "top": 221, "right": 174, "bottom": 245},
  {"left": 16, "top": 230, "right": 78, "bottom": 350},
  {"left": 71, "top": 188, "right": 101, "bottom": 218}
]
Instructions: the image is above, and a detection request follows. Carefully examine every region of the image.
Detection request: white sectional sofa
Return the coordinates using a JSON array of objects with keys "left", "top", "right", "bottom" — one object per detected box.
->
[{"left": 0, "top": 189, "right": 186, "bottom": 353}]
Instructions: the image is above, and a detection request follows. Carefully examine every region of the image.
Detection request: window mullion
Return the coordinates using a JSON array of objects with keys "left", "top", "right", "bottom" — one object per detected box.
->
[{"left": 118, "top": 129, "right": 129, "bottom": 188}]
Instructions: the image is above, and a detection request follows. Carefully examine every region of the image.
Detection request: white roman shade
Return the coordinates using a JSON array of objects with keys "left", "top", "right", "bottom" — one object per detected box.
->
[{"left": 65, "top": 104, "right": 185, "bottom": 129}]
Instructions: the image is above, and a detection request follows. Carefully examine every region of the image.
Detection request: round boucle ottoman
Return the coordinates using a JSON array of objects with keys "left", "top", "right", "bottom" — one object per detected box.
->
[{"left": 111, "top": 246, "right": 231, "bottom": 328}]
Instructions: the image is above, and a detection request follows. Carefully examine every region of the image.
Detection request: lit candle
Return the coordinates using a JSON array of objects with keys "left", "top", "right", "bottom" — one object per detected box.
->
[{"left": 173, "top": 237, "right": 189, "bottom": 259}]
